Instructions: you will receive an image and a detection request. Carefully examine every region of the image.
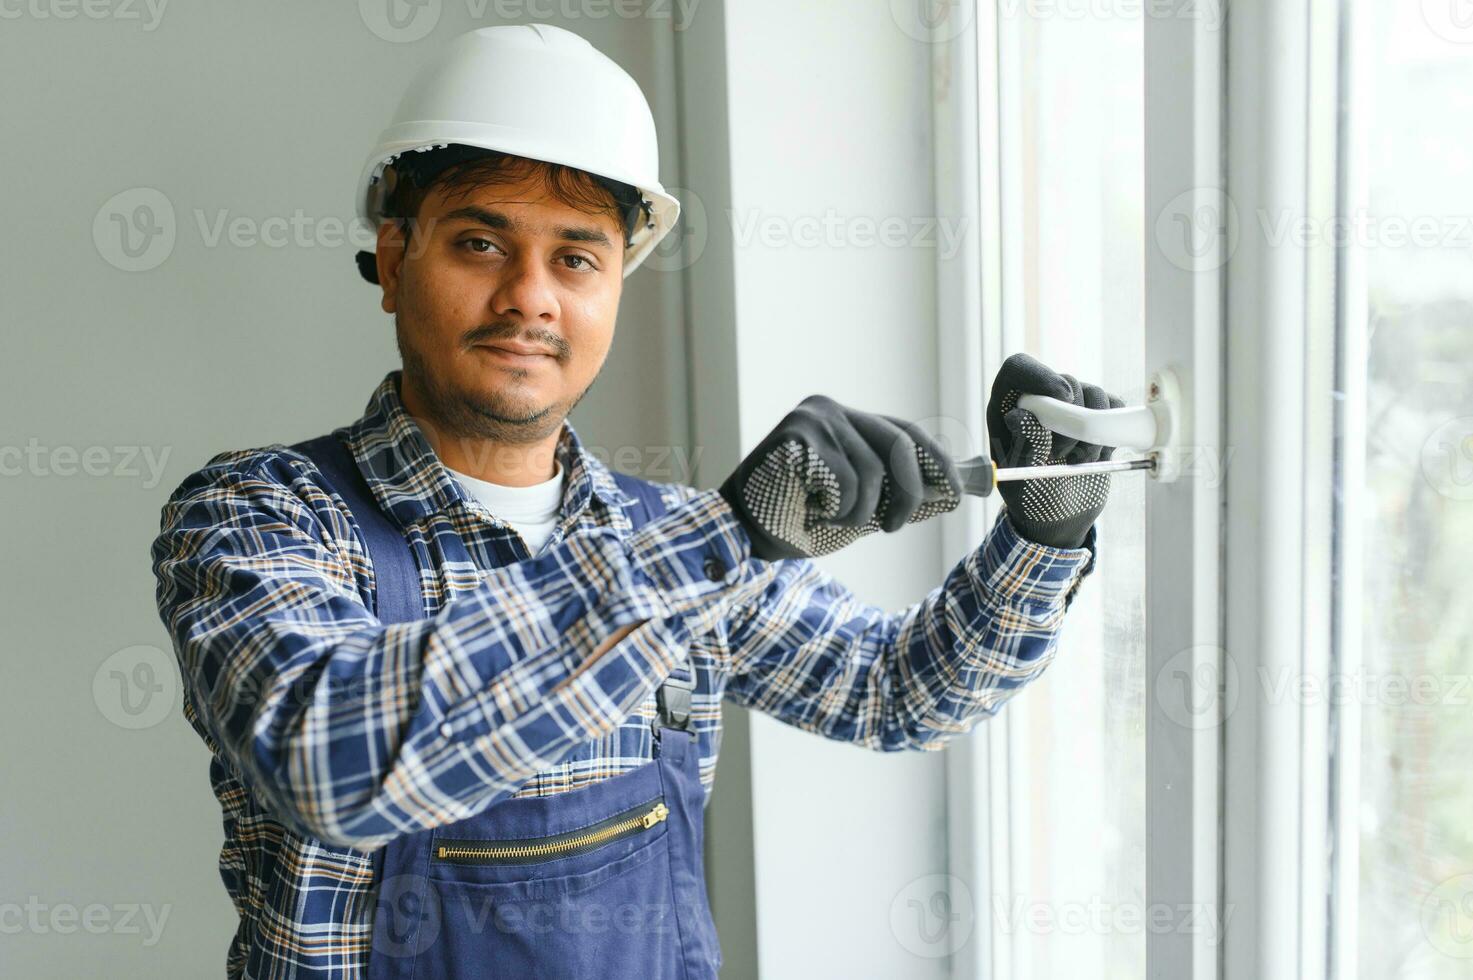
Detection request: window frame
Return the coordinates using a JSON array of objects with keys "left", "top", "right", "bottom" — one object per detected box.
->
[
  {"left": 1142, "top": 4, "right": 1228, "bottom": 980},
  {"left": 935, "top": 1, "right": 1383, "bottom": 977},
  {"left": 932, "top": 2, "right": 1241, "bottom": 977},
  {"left": 930, "top": 2, "right": 1010, "bottom": 977},
  {"left": 1327, "top": 0, "right": 1368, "bottom": 974},
  {"left": 1220, "top": 1, "right": 1345, "bottom": 979}
]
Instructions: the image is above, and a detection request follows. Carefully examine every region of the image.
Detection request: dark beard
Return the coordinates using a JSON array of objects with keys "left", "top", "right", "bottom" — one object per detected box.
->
[{"left": 395, "top": 312, "right": 594, "bottom": 447}]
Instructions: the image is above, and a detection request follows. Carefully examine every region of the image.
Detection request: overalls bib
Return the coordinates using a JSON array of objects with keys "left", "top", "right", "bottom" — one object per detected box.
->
[{"left": 295, "top": 433, "right": 722, "bottom": 980}]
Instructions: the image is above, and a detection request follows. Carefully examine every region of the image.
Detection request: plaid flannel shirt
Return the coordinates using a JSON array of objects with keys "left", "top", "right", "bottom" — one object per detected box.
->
[{"left": 150, "top": 370, "right": 1098, "bottom": 978}]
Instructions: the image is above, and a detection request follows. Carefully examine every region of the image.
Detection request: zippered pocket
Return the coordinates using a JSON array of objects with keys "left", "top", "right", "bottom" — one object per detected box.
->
[{"left": 434, "top": 796, "right": 670, "bottom": 867}]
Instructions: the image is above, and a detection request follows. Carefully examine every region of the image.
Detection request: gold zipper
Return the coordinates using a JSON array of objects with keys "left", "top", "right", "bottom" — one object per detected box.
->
[{"left": 435, "top": 799, "right": 669, "bottom": 865}]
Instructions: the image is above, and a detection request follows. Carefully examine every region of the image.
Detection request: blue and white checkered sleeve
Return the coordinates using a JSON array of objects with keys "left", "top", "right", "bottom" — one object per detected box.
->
[
  {"left": 720, "top": 508, "right": 1097, "bottom": 751},
  {"left": 151, "top": 457, "right": 754, "bottom": 851}
]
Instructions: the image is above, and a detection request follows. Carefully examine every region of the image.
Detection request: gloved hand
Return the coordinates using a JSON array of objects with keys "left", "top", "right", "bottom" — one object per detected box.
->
[
  {"left": 718, "top": 394, "right": 964, "bottom": 561},
  {"left": 986, "top": 352, "right": 1124, "bottom": 550}
]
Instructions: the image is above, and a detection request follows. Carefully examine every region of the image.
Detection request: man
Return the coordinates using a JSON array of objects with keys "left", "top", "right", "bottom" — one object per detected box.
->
[{"left": 150, "top": 23, "right": 1121, "bottom": 979}]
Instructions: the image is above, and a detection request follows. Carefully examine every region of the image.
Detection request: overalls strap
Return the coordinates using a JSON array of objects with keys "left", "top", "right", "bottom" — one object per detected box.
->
[{"left": 291, "top": 432, "right": 422, "bottom": 626}]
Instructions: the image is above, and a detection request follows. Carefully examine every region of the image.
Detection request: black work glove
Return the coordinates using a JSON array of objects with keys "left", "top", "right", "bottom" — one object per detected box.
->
[
  {"left": 986, "top": 352, "right": 1124, "bottom": 550},
  {"left": 718, "top": 394, "right": 964, "bottom": 561}
]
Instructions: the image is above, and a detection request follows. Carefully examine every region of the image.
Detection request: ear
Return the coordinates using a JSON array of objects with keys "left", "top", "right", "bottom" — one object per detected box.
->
[{"left": 375, "top": 220, "right": 408, "bottom": 314}]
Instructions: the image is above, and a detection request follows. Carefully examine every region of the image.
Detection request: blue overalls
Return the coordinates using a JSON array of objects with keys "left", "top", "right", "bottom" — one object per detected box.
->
[{"left": 294, "top": 433, "right": 722, "bottom": 979}]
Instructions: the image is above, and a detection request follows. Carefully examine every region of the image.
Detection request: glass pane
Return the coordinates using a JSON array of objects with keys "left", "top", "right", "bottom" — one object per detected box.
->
[
  {"left": 1341, "top": 4, "right": 1473, "bottom": 977},
  {"left": 992, "top": 7, "right": 1146, "bottom": 979}
]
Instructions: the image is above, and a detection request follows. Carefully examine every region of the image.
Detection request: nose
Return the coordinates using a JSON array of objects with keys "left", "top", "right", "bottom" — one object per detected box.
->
[{"left": 489, "top": 251, "right": 561, "bottom": 324}]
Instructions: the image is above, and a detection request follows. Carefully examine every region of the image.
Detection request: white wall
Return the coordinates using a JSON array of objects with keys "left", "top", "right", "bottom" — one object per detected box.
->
[{"left": 712, "top": 4, "right": 956, "bottom": 977}]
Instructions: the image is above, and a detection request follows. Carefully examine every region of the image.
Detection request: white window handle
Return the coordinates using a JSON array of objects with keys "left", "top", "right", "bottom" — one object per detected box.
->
[
  {"left": 1014, "top": 395, "right": 1160, "bottom": 451},
  {"left": 1014, "top": 369, "right": 1182, "bottom": 479}
]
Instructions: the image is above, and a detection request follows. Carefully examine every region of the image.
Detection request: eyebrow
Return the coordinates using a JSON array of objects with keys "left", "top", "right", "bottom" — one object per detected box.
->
[{"left": 441, "top": 205, "right": 615, "bottom": 250}]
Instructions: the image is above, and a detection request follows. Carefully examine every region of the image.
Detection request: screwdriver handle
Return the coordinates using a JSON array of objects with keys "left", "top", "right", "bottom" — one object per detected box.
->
[{"left": 955, "top": 456, "right": 998, "bottom": 497}]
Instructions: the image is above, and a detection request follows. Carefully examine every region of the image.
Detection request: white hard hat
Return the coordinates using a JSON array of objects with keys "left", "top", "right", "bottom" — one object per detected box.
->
[{"left": 354, "top": 23, "right": 679, "bottom": 280}]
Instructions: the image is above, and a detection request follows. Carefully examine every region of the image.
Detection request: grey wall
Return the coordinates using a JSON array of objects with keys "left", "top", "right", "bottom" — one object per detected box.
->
[{"left": 0, "top": 6, "right": 694, "bottom": 977}]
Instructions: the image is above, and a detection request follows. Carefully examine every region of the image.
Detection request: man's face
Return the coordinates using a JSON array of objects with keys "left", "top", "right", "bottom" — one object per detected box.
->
[{"left": 376, "top": 166, "right": 625, "bottom": 448}]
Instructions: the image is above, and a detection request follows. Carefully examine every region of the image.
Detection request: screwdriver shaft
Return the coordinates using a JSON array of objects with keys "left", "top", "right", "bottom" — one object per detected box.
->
[
  {"left": 956, "top": 454, "right": 1156, "bottom": 497},
  {"left": 996, "top": 457, "right": 1156, "bottom": 482}
]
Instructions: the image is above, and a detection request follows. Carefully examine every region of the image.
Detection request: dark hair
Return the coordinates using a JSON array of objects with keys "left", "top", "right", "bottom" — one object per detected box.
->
[{"left": 355, "top": 143, "right": 648, "bottom": 283}]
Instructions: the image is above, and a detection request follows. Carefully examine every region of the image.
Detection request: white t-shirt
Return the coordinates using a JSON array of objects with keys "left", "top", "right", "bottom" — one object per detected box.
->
[{"left": 444, "top": 459, "right": 566, "bottom": 557}]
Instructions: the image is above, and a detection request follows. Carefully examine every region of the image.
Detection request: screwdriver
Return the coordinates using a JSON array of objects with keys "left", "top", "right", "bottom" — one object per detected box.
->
[
  {"left": 955, "top": 454, "right": 1157, "bottom": 498},
  {"left": 951, "top": 376, "right": 1176, "bottom": 496}
]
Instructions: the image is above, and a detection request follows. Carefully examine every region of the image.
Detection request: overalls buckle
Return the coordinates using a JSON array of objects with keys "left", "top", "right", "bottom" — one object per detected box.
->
[{"left": 655, "top": 672, "right": 695, "bottom": 731}]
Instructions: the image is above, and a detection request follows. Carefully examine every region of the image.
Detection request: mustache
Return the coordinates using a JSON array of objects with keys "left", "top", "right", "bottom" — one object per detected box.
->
[{"left": 464, "top": 323, "right": 571, "bottom": 359}]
